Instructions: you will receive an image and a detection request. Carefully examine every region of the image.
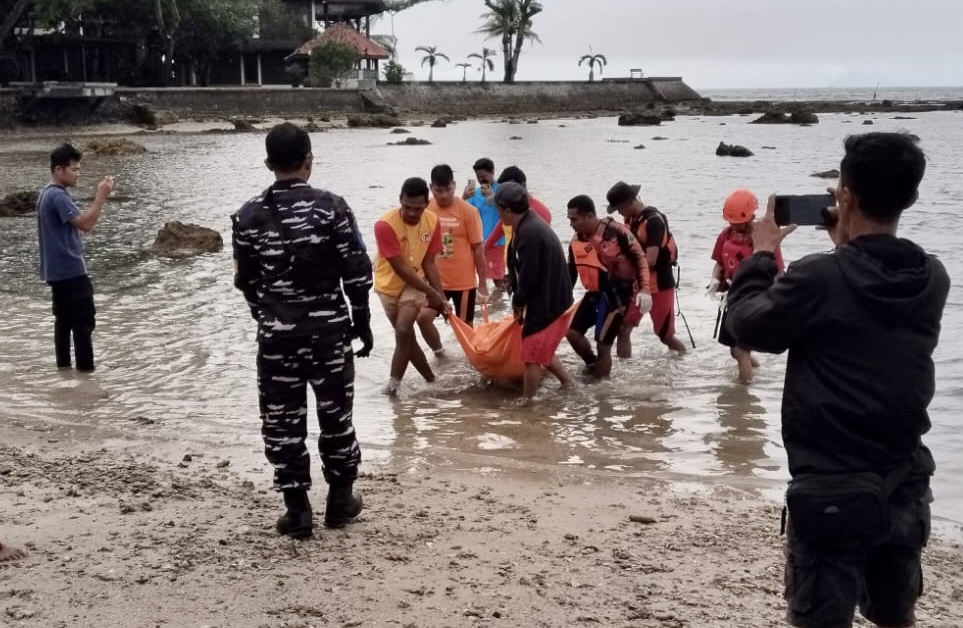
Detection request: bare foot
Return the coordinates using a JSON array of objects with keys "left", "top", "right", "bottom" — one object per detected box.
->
[{"left": 0, "top": 542, "right": 26, "bottom": 562}]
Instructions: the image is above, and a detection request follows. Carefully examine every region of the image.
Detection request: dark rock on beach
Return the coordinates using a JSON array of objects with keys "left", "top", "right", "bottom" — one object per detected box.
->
[
  {"left": 749, "top": 109, "right": 819, "bottom": 125},
  {"left": 347, "top": 113, "right": 402, "bottom": 128},
  {"left": 388, "top": 137, "right": 432, "bottom": 146},
  {"left": 810, "top": 169, "right": 840, "bottom": 179},
  {"left": 390, "top": 127, "right": 411, "bottom": 134},
  {"left": 618, "top": 113, "right": 662, "bottom": 126},
  {"left": 716, "top": 142, "right": 754, "bottom": 157},
  {"left": 151, "top": 221, "right": 223, "bottom": 256},
  {"left": 0, "top": 190, "right": 38, "bottom": 217},
  {"left": 84, "top": 138, "right": 148, "bottom": 156}
]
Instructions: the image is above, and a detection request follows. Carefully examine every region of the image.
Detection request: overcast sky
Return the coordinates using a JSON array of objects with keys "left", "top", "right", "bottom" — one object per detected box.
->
[{"left": 383, "top": 0, "right": 963, "bottom": 89}]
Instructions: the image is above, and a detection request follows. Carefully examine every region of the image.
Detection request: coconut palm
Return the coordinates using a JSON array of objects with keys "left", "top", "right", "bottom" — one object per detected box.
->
[
  {"left": 416, "top": 45, "right": 449, "bottom": 83},
  {"left": 578, "top": 52, "right": 607, "bottom": 82},
  {"left": 468, "top": 47, "right": 497, "bottom": 83},
  {"left": 477, "top": 0, "right": 543, "bottom": 83},
  {"left": 456, "top": 62, "right": 473, "bottom": 83}
]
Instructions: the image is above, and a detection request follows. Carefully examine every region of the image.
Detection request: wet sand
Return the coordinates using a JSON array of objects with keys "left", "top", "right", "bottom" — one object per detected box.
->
[{"left": 2, "top": 411, "right": 961, "bottom": 627}]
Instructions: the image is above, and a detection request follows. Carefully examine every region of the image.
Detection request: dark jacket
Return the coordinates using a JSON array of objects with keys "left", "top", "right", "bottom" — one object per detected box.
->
[
  {"left": 231, "top": 179, "right": 373, "bottom": 341},
  {"left": 725, "top": 235, "right": 950, "bottom": 480},
  {"left": 508, "top": 210, "right": 573, "bottom": 337}
]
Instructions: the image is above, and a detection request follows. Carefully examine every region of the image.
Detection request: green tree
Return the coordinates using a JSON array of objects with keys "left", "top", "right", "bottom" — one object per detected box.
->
[
  {"left": 467, "top": 47, "right": 496, "bottom": 83},
  {"left": 382, "top": 58, "right": 405, "bottom": 83},
  {"left": 477, "top": 0, "right": 542, "bottom": 83},
  {"left": 308, "top": 40, "right": 360, "bottom": 87},
  {"left": 578, "top": 51, "right": 607, "bottom": 82},
  {"left": 415, "top": 45, "right": 448, "bottom": 83},
  {"left": 455, "top": 61, "right": 472, "bottom": 83},
  {"left": 258, "top": 0, "right": 314, "bottom": 42}
]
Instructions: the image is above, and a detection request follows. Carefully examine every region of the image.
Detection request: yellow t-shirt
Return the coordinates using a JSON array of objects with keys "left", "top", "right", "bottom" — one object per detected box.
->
[{"left": 373, "top": 208, "right": 440, "bottom": 298}]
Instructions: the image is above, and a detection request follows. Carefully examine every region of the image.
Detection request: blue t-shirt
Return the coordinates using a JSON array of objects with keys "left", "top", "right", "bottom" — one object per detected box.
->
[
  {"left": 468, "top": 183, "right": 503, "bottom": 245},
  {"left": 37, "top": 184, "right": 86, "bottom": 282}
]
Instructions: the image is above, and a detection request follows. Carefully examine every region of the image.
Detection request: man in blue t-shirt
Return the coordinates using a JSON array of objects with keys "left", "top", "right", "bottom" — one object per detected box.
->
[
  {"left": 461, "top": 157, "right": 505, "bottom": 291},
  {"left": 37, "top": 143, "right": 114, "bottom": 372}
]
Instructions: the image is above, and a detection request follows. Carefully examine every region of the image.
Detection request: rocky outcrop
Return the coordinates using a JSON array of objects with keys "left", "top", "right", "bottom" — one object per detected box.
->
[
  {"left": 0, "top": 190, "right": 38, "bottom": 217},
  {"left": 388, "top": 137, "right": 432, "bottom": 146},
  {"left": 347, "top": 113, "right": 402, "bottom": 128},
  {"left": 130, "top": 103, "right": 179, "bottom": 127},
  {"left": 618, "top": 113, "right": 662, "bottom": 126},
  {"left": 84, "top": 138, "right": 148, "bottom": 156},
  {"left": 151, "top": 221, "right": 223, "bottom": 256},
  {"left": 750, "top": 109, "right": 819, "bottom": 125},
  {"left": 716, "top": 142, "right": 754, "bottom": 157},
  {"left": 810, "top": 169, "right": 840, "bottom": 179}
]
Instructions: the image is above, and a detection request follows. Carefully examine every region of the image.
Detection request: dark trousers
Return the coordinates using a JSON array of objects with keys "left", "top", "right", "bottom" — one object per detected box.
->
[
  {"left": 48, "top": 275, "right": 96, "bottom": 371},
  {"left": 256, "top": 332, "right": 361, "bottom": 491}
]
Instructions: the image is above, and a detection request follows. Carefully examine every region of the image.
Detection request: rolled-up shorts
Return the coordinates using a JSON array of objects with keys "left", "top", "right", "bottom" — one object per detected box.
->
[
  {"left": 486, "top": 246, "right": 506, "bottom": 281},
  {"left": 378, "top": 285, "right": 426, "bottom": 321},
  {"left": 569, "top": 292, "right": 623, "bottom": 346},
  {"left": 521, "top": 310, "right": 574, "bottom": 367},
  {"left": 784, "top": 480, "right": 931, "bottom": 628}
]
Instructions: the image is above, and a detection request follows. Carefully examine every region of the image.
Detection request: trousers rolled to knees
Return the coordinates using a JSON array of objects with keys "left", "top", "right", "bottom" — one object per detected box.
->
[
  {"left": 48, "top": 275, "right": 96, "bottom": 371},
  {"left": 256, "top": 331, "right": 361, "bottom": 491}
]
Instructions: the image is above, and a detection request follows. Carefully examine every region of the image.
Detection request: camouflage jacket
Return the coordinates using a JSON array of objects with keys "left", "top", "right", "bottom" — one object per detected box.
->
[{"left": 231, "top": 179, "right": 373, "bottom": 341}]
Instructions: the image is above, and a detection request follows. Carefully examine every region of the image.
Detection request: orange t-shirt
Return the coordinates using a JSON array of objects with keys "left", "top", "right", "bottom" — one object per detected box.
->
[{"left": 429, "top": 197, "right": 484, "bottom": 291}]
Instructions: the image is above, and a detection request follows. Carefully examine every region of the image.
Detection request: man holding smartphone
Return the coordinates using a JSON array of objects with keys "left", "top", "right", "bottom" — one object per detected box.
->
[
  {"left": 37, "top": 143, "right": 113, "bottom": 373},
  {"left": 724, "top": 132, "right": 949, "bottom": 628}
]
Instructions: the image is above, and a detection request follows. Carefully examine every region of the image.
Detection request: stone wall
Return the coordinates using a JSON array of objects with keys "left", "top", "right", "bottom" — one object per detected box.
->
[
  {"left": 376, "top": 78, "right": 702, "bottom": 116},
  {"left": 0, "top": 79, "right": 702, "bottom": 126},
  {"left": 115, "top": 87, "right": 365, "bottom": 119}
]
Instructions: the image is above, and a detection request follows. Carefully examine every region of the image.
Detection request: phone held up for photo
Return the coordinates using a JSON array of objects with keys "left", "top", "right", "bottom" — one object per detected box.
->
[{"left": 773, "top": 194, "right": 835, "bottom": 227}]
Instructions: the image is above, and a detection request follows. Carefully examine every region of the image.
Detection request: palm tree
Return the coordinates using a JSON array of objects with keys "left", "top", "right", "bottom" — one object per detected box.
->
[
  {"left": 578, "top": 51, "right": 607, "bottom": 82},
  {"left": 477, "top": 0, "right": 543, "bottom": 83},
  {"left": 416, "top": 45, "right": 449, "bottom": 83},
  {"left": 456, "top": 62, "right": 473, "bottom": 83},
  {"left": 468, "top": 47, "right": 497, "bottom": 83}
]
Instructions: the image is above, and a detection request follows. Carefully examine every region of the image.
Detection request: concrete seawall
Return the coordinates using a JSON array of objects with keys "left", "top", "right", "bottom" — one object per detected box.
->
[{"left": 0, "top": 78, "right": 702, "bottom": 126}]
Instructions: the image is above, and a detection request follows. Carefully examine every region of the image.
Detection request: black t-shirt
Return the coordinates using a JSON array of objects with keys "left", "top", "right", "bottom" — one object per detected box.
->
[{"left": 633, "top": 207, "right": 677, "bottom": 292}]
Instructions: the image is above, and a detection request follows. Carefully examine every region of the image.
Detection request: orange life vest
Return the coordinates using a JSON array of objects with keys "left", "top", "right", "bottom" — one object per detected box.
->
[
  {"left": 569, "top": 237, "right": 606, "bottom": 292},
  {"left": 630, "top": 207, "right": 678, "bottom": 265}
]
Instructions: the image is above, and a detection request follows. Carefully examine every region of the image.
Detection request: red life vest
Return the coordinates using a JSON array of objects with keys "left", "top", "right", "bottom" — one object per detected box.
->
[{"left": 719, "top": 227, "right": 755, "bottom": 282}]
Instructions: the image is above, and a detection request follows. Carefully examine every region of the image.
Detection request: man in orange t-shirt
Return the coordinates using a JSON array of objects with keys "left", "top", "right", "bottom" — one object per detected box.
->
[{"left": 417, "top": 164, "right": 490, "bottom": 356}]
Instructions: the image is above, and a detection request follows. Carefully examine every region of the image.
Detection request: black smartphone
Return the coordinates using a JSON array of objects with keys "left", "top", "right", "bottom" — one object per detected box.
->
[{"left": 773, "top": 194, "right": 834, "bottom": 226}]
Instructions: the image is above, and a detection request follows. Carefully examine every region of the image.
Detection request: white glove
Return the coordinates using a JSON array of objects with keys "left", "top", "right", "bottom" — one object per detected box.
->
[
  {"left": 705, "top": 278, "right": 720, "bottom": 299},
  {"left": 634, "top": 292, "right": 652, "bottom": 315}
]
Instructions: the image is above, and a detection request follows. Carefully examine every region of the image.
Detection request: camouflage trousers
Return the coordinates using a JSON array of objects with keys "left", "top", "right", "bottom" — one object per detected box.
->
[{"left": 256, "top": 332, "right": 361, "bottom": 490}]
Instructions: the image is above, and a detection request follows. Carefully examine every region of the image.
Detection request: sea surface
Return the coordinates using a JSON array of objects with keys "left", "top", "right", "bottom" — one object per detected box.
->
[
  {"left": 1, "top": 107, "right": 961, "bottom": 529},
  {"left": 701, "top": 85, "right": 963, "bottom": 102}
]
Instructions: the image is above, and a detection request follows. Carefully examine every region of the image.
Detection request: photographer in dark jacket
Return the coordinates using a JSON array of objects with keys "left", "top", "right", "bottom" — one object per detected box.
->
[
  {"left": 232, "top": 123, "right": 374, "bottom": 539},
  {"left": 725, "top": 132, "right": 949, "bottom": 628}
]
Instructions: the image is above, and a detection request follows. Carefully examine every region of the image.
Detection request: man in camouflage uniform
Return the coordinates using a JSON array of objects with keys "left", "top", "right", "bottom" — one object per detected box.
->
[{"left": 232, "top": 123, "right": 374, "bottom": 539}]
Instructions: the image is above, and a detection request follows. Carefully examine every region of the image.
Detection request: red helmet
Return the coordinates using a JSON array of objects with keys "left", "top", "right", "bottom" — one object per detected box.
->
[{"left": 722, "top": 189, "right": 758, "bottom": 223}]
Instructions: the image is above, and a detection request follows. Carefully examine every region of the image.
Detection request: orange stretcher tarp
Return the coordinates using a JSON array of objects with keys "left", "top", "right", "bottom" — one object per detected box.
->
[{"left": 448, "top": 307, "right": 525, "bottom": 380}]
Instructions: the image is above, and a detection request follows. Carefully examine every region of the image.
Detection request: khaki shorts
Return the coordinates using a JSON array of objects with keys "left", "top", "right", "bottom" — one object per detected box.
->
[{"left": 378, "top": 286, "right": 427, "bottom": 320}]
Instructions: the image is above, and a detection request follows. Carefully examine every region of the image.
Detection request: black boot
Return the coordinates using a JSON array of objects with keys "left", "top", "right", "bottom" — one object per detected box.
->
[
  {"left": 276, "top": 488, "right": 313, "bottom": 539},
  {"left": 324, "top": 482, "right": 363, "bottom": 528}
]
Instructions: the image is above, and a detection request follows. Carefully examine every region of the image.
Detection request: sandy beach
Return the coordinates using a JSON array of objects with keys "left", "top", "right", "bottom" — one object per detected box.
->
[{"left": 2, "top": 406, "right": 961, "bottom": 628}]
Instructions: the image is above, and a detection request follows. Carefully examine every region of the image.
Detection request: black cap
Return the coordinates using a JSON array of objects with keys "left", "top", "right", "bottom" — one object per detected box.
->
[
  {"left": 497, "top": 165, "right": 527, "bottom": 185},
  {"left": 605, "top": 181, "right": 642, "bottom": 213},
  {"left": 493, "top": 181, "right": 529, "bottom": 213}
]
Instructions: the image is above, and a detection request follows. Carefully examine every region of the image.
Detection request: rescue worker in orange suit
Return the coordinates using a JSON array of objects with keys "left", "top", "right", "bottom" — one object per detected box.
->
[
  {"left": 709, "top": 189, "right": 785, "bottom": 383},
  {"left": 565, "top": 195, "right": 652, "bottom": 377},
  {"left": 606, "top": 181, "right": 687, "bottom": 355}
]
